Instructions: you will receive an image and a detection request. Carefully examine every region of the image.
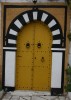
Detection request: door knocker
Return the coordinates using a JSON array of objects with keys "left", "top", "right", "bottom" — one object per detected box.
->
[{"left": 26, "top": 43, "right": 30, "bottom": 48}]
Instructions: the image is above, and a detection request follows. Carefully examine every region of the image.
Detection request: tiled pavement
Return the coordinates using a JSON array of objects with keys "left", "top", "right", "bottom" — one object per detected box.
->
[{"left": 1, "top": 91, "right": 71, "bottom": 100}]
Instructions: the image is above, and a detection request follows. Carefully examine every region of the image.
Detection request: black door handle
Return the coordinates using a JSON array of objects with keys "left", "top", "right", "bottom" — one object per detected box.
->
[{"left": 26, "top": 43, "right": 30, "bottom": 48}]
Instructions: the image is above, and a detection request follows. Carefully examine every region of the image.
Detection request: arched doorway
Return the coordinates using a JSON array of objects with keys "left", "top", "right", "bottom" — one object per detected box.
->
[
  {"left": 3, "top": 9, "right": 64, "bottom": 95},
  {"left": 16, "top": 21, "right": 52, "bottom": 91}
]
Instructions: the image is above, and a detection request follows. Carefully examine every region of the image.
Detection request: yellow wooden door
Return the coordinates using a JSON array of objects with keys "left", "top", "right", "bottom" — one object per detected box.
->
[
  {"left": 16, "top": 22, "right": 34, "bottom": 90},
  {"left": 33, "top": 21, "right": 52, "bottom": 91},
  {"left": 16, "top": 21, "right": 52, "bottom": 91}
]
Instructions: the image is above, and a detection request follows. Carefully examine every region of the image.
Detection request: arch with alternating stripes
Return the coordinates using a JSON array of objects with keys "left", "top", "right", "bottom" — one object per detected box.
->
[
  {"left": 6, "top": 10, "right": 63, "bottom": 48},
  {"left": 3, "top": 10, "right": 65, "bottom": 94}
]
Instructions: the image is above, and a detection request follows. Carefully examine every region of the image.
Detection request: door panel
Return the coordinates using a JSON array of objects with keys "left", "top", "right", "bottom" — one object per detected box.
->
[
  {"left": 33, "top": 67, "right": 51, "bottom": 91},
  {"left": 16, "top": 66, "right": 32, "bottom": 90},
  {"left": 16, "top": 22, "right": 34, "bottom": 90},
  {"left": 16, "top": 21, "right": 52, "bottom": 91},
  {"left": 33, "top": 21, "right": 52, "bottom": 91}
]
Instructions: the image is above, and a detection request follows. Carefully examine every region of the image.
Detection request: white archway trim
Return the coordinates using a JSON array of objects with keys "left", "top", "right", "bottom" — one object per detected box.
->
[
  {"left": 51, "top": 48, "right": 66, "bottom": 51},
  {"left": 14, "top": 19, "right": 23, "bottom": 29},
  {"left": 48, "top": 19, "right": 56, "bottom": 28},
  {"left": 41, "top": 13, "right": 48, "bottom": 22},
  {"left": 52, "top": 29, "right": 60, "bottom": 36},
  {"left": 3, "top": 47, "right": 17, "bottom": 50},
  {"left": 33, "top": 12, "right": 38, "bottom": 20},
  {"left": 9, "top": 29, "right": 18, "bottom": 36},
  {"left": 52, "top": 40, "right": 61, "bottom": 44},
  {"left": 8, "top": 39, "right": 16, "bottom": 44},
  {"left": 23, "top": 13, "right": 30, "bottom": 23}
]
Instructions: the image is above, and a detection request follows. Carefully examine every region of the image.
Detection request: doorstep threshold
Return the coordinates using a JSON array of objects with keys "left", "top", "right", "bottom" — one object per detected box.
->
[{"left": 10, "top": 90, "right": 51, "bottom": 96}]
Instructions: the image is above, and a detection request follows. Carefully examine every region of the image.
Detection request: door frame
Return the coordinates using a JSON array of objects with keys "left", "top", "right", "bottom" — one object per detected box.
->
[{"left": 3, "top": 9, "right": 66, "bottom": 95}]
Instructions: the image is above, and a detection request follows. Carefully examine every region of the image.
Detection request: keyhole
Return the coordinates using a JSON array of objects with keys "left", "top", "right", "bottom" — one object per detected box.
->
[
  {"left": 41, "top": 57, "right": 45, "bottom": 62},
  {"left": 37, "top": 43, "right": 41, "bottom": 48}
]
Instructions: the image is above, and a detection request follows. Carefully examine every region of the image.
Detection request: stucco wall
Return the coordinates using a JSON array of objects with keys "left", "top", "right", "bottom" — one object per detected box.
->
[
  {"left": 0, "top": 0, "right": 65, "bottom": 2},
  {"left": 0, "top": 3, "right": 2, "bottom": 80},
  {"left": 69, "top": 19, "right": 71, "bottom": 66}
]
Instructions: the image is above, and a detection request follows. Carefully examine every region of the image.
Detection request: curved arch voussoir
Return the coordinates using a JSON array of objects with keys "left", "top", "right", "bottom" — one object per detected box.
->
[{"left": 6, "top": 10, "right": 63, "bottom": 48}]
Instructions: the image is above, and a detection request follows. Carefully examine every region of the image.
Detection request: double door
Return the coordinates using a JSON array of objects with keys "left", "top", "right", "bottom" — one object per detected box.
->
[{"left": 16, "top": 21, "right": 52, "bottom": 91}]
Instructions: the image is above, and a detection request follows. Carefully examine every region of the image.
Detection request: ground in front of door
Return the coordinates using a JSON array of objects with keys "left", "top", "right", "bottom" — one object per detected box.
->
[{"left": 1, "top": 91, "right": 71, "bottom": 100}]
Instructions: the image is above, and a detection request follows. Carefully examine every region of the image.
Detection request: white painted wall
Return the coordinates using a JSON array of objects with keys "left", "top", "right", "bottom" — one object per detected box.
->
[
  {"left": 5, "top": 51, "right": 16, "bottom": 87},
  {"left": 51, "top": 52, "right": 62, "bottom": 88}
]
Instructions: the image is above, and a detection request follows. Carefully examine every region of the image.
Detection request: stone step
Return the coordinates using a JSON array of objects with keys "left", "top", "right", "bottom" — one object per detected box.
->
[
  {"left": 2, "top": 91, "right": 70, "bottom": 100},
  {"left": 10, "top": 90, "right": 51, "bottom": 96}
]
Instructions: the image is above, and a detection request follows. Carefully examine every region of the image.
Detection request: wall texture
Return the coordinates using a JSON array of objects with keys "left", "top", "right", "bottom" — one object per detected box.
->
[
  {"left": 0, "top": 3, "right": 2, "bottom": 80},
  {"left": 69, "top": 19, "right": 71, "bottom": 66},
  {"left": 0, "top": 0, "right": 65, "bottom": 2}
]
